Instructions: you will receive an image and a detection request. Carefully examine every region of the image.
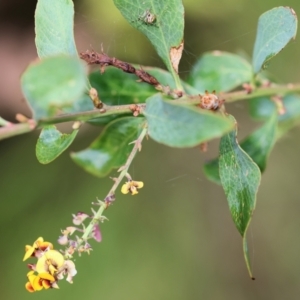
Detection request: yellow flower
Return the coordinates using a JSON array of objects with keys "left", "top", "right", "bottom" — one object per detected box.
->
[
  {"left": 121, "top": 180, "right": 144, "bottom": 195},
  {"left": 25, "top": 271, "right": 55, "bottom": 292},
  {"left": 23, "top": 237, "right": 53, "bottom": 261},
  {"left": 36, "top": 250, "right": 65, "bottom": 275},
  {"left": 23, "top": 238, "right": 77, "bottom": 292}
]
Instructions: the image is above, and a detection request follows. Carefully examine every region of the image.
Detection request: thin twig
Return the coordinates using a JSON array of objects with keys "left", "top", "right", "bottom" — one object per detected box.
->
[
  {"left": 78, "top": 124, "right": 148, "bottom": 245},
  {"left": 2, "top": 83, "right": 300, "bottom": 140},
  {"left": 0, "top": 121, "right": 36, "bottom": 141},
  {"left": 223, "top": 83, "right": 300, "bottom": 102},
  {"left": 0, "top": 116, "right": 11, "bottom": 127},
  {"left": 38, "top": 103, "right": 146, "bottom": 125}
]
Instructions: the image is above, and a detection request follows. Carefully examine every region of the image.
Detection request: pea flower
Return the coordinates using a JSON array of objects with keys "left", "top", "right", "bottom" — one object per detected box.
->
[
  {"left": 72, "top": 212, "right": 90, "bottom": 225},
  {"left": 35, "top": 249, "right": 65, "bottom": 275},
  {"left": 23, "top": 237, "right": 77, "bottom": 292},
  {"left": 56, "top": 260, "right": 77, "bottom": 283},
  {"left": 58, "top": 226, "right": 79, "bottom": 245},
  {"left": 121, "top": 180, "right": 144, "bottom": 195},
  {"left": 23, "top": 237, "right": 53, "bottom": 261},
  {"left": 25, "top": 270, "right": 56, "bottom": 292}
]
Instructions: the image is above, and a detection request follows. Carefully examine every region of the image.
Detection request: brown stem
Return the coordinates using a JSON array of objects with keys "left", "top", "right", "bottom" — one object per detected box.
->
[{"left": 80, "top": 49, "right": 183, "bottom": 98}]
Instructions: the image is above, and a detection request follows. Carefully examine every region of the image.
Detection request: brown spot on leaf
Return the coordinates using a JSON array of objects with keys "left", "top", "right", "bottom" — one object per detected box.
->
[{"left": 169, "top": 41, "right": 184, "bottom": 73}]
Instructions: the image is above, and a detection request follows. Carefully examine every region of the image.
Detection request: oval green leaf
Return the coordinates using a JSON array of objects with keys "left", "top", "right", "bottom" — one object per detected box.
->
[
  {"left": 71, "top": 117, "right": 146, "bottom": 177},
  {"left": 36, "top": 125, "right": 79, "bottom": 164},
  {"left": 90, "top": 68, "right": 155, "bottom": 106},
  {"left": 248, "top": 96, "right": 277, "bottom": 120},
  {"left": 249, "top": 94, "right": 300, "bottom": 138},
  {"left": 87, "top": 68, "right": 156, "bottom": 125},
  {"left": 240, "top": 113, "right": 277, "bottom": 172},
  {"left": 21, "top": 55, "right": 87, "bottom": 120},
  {"left": 252, "top": 7, "right": 298, "bottom": 74},
  {"left": 203, "top": 113, "right": 277, "bottom": 183},
  {"left": 143, "top": 94, "right": 234, "bottom": 148},
  {"left": 113, "top": 0, "right": 184, "bottom": 86},
  {"left": 203, "top": 159, "right": 221, "bottom": 185},
  {"left": 189, "top": 51, "right": 253, "bottom": 93},
  {"left": 219, "top": 115, "right": 261, "bottom": 279},
  {"left": 35, "top": 0, "right": 77, "bottom": 58}
]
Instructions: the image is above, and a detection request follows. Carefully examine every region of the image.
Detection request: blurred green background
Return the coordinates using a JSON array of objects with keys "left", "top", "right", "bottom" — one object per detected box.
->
[{"left": 1, "top": 0, "right": 300, "bottom": 299}]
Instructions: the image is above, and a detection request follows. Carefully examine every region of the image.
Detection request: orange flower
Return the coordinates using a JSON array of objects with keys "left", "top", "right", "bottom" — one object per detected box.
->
[{"left": 25, "top": 271, "right": 55, "bottom": 292}]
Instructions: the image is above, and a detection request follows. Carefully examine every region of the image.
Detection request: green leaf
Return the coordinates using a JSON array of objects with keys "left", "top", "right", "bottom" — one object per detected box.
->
[
  {"left": 71, "top": 117, "right": 146, "bottom": 177},
  {"left": 90, "top": 68, "right": 155, "bottom": 106},
  {"left": 203, "top": 159, "right": 221, "bottom": 185},
  {"left": 219, "top": 116, "right": 261, "bottom": 236},
  {"left": 89, "top": 67, "right": 197, "bottom": 105},
  {"left": 249, "top": 94, "right": 300, "bottom": 138},
  {"left": 21, "top": 55, "right": 87, "bottom": 120},
  {"left": 189, "top": 51, "right": 253, "bottom": 93},
  {"left": 143, "top": 94, "right": 234, "bottom": 147},
  {"left": 248, "top": 96, "right": 277, "bottom": 120},
  {"left": 219, "top": 115, "right": 261, "bottom": 279},
  {"left": 113, "top": 0, "right": 184, "bottom": 85},
  {"left": 240, "top": 113, "right": 277, "bottom": 172},
  {"left": 36, "top": 125, "right": 78, "bottom": 164},
  {"left": 35, "top": 0, "right": 77, "bottom": 58},
  {"left": 86, "top": 68, "right": 155, "bottom": 125},
  {"left": 252, "top": 7, "right": 298, "bottom": 73},
  {"left": 61, "top": 93, "right": 94, "bottom": 115},
  {"left": 203, "top": 113, "right": 277, "bottom": 183}
]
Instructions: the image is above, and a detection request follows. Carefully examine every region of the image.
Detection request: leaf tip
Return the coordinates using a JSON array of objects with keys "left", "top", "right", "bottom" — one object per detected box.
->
[{"left": 288, "top": 7, "right": 297, "bottom": 18}]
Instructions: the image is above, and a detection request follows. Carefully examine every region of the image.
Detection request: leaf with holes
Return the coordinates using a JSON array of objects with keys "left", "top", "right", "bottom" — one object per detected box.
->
[
  {"left": 36, "top": 125, "right": 79, "bottom": 164},
  {"left": 71, "top": 117, "right": 146, "bottom": 177},
  {"left": 144, "top": 94, "right": 234, "bottom": 147},
  {"left": 252, "top": 7, "right": 297, "bottom": 73},
  {"left": 35, "top": 0, "right": 77, "bottom": 58},
  {"left": 219, "top": 115, "right": 261, "bottom": 279},
  {"left": 113, "top": 0, "right": 184, "bottom": 85}
]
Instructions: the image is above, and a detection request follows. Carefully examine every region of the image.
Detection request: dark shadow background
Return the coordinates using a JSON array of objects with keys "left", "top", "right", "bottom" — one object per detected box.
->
[{"left": 1, "top": 0, "right": 300, "bottom": 299}]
